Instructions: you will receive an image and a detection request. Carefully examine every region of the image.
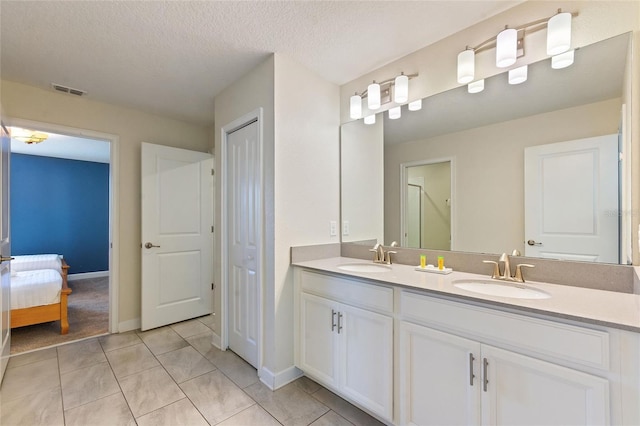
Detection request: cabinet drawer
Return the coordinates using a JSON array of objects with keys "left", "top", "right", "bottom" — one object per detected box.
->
[
  {"left": 400, "top": 290, "right": 610, "bottom": 371},
  {"left": 300, "top": 270, "right": 393, "bottom": 314}
]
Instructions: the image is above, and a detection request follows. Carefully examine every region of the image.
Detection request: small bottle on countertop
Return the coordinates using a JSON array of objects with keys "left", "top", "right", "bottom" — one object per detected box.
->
[
  {"left": 437, "top": 256, "right": 444, "bottom": 270},
  {"left": 420, "top": 255, "right": 426, "bottom": 269}
]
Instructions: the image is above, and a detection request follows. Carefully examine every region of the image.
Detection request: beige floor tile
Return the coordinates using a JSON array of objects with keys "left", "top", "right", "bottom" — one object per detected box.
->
[
  {"left": 244, "top": 381, "right": 329, "bottom": 426},
  {"left": 204, "top": 347, "right": 259, "bottom": 388},
  {"left": 7, "top": 347, "right": 57, "bottom": 370},
  {"left": 156, "top": 345, "right": 216, "bottom": 383},
  {"left": 0, "top": 387, "right": 64, "bottom": 426},
  {"left": 185, "top": 331, "right": 216, "bottom": 356},
  {"left": 98, "top": 331, "right": 142, "bottom": 352},
  {"left": 0, "top": 357, "right": 60, "bottom": 402},
  {"left": 170, "top": 318, "right": 212, "bottom": 338},
  {"left": 294, "top": 376, "right": 322, "bottom": 394},
  {"left": 197, "top": 313, "right": 217, "bottom": 330},
  {"left": 311, "top": 388, "right": 384, "bottom": 426},
  {"left": 64, "top": 393, "right": 136, "bottom": 426},
  {"left": 57, "top": 338, "right": 107, "bottom": 374},
  {"left": 138, "top": 326, "right": 189, "bottom": 355},
  {"left": 310, "top": 410, "right": 355, "bottom": 426},
  {"left": 119, "top": 365, "right": 185, "bottom": 417},
  {"left": 180, "top": 370, "right": 255, "bottom": 424},
  {"left": 136, "top": 397, "right": 209, "bottom": 426},
  {"left": 61, "top": 362, "right": 120, "bottom": 410},
  {"left": 217, "top": 404, "right": 281, "bottom": 426},
  {"left": 105, "top": 342, "right": 159, "bottom": 379}
]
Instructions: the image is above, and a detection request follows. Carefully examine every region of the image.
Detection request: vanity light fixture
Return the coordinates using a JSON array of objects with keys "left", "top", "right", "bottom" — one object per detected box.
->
[
  {"left": 349, "top": 93, "right": 362, "bottom": 119},
  {"left": 551, "top": 49, "right": 574, "bottom": 69},
  {"left": 408, "top": 99, "right": 422, "bottom": 111},
  {"left": 508, "top": 65, "right": 528, "bottom": 84},
  {"left": 456, "top": 9, "right": 577, "bottom": 91},
  {"left": 496, "top": 27, "right": 518, "bottom": 68},
  {"left": 349, "top": 72, "right": 418, "bottom": 121},
  {"left": 394, "top": 73, "right": 409, "bottom": 104},
  {"left": 468, "top": 79, "right": 485, "bottom": 94},
  {"left": 364, "top": 114, "right": 376, "bottom": 125},
  {"left": 457, "top": 48, "right": 475, "bottom": 84},
  {"left": 388, "top": 106, "right": 401, "bottom": 120},
  {"left": 547, "top": 10, "right": 572, "bottom": 55},
  {"left": 367, "top": 81, "right": 381, "bottom": 110}
]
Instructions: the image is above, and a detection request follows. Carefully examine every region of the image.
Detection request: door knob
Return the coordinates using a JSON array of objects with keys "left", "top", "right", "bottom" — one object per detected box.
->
[
  {"left": 0, "top": 256, "right": 14, "bottom": 263},
  {"left": 144, "top": 242, "right": 160, "bottom": 249},
  {"left": 527, "top": 240, "right": 542, "bottom": 246}
]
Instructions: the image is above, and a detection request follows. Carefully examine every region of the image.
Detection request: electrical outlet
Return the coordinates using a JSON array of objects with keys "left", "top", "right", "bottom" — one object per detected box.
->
[
  {"left": 343, "top": 220, "right": 350, "bottom": 236},
  {"left": 330, "top": 221, "right": 337, "bottom": 236}
]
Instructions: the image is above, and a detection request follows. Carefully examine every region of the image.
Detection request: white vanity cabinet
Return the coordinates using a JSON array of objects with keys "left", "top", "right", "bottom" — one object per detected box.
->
[
  {"left": 399, "top": 290, "right": 612, "bottom": 426},
  {"left": 295, "top": 269, "right": 394, "bottom": 421}
]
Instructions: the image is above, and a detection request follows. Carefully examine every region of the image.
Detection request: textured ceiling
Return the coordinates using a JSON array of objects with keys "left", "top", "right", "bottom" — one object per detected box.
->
[{"left": 0, "top": 1, "right": 519, "bottom": 126}]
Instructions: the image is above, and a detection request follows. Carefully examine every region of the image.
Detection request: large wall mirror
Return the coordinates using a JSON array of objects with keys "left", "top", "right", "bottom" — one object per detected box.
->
[{"left": 340, "top": 32, "right": 633, "bottom": 265}]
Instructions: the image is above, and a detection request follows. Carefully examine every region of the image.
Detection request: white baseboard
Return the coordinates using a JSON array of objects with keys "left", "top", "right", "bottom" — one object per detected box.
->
[
  {"left": 118, "top": 318, "right": 141, "bottom": 333},
  {"left": 211, "top": 332, "right": 222, "bottom": 349},
  {"left": 68, "top": 271, "right": 109, "bottom": 281},
  {"left": 260, "top": 365, "right": 303, "bottom": 390}
]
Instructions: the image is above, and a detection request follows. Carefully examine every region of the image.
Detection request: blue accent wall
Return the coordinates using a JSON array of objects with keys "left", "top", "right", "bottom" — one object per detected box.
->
[{"left": 10, "top": 154, "right": 109, "bottom": 274}]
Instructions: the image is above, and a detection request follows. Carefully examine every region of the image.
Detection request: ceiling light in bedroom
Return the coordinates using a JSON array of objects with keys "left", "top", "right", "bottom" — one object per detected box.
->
[{"left": 10, "top": 127, "right": 49, "bottom": 144}]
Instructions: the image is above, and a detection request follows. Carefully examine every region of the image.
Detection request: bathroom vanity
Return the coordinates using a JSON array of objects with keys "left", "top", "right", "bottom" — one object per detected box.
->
[{"left": 292, "top": 258, "right": 640, "bottom": 426}]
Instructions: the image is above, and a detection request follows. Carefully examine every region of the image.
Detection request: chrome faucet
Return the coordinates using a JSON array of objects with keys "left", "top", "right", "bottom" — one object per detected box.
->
[
  {"left": 369, "top": 243, "right": 398, "bottom": 265},
  {"left": 483, "top": 251, "right": 534, "bottom": 283}
]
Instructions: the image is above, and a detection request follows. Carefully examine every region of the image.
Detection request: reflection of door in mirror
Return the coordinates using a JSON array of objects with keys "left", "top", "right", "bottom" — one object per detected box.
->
[
  {"left": 524, "top": 134, "right": 619, "bottom": 263},
  {"left": 404, "top": 161, "right": 451, "bottom": 250}
]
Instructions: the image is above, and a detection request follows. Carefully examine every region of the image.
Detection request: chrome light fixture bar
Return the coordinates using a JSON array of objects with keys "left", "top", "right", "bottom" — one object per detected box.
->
[
  {"left": 457, "top": 9, "right": 577, "bottom": 90},
  {"left": 349, "top": 72, "right": 418, "bottom": 121}
]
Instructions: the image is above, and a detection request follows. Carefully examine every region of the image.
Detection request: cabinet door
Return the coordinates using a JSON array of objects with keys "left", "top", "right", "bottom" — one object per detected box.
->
[
  {"left": 399, "top": 322, "right": 482, "bottom": 426},
  {"left": 340, "top": 303, "right": 394, "bottom": 421},
  {"left": 481, "top": 345, "right": 609, "bottom": 426},
  {"left": 299, "top": 292, "right": 339, "bottom": 387}
]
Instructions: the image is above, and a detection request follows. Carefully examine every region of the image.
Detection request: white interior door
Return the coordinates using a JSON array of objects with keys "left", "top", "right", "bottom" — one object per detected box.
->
[
  {"left": 0, "top": 122, "right": 11, "bottom": 382},
  {"left": 524, "top": 135, "right": 618, "bottom": 263},
  {"left": 227, "top": 120, "right": 260, "bottom": 368},
  {"left": 141, "top": 143, "right": 213, "bottom": 331}
]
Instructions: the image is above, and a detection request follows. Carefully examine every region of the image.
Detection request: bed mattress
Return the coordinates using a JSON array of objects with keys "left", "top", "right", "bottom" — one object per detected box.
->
[
  {"left": 11, "top": 254, "right": 62, "bottom": 273},
  {"left": 11, "top": 269, "right": 62, "bottom": 309}
]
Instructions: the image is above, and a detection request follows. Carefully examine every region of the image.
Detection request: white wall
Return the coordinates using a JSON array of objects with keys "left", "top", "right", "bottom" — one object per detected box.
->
[
  {"left": 213, "top": 54, "right": 340, "bottom": 385},
  {"left": 0, "top": 80, "right": 211, "bottom": 328},
  {"left": 385, "top": 98, "right": 621, "bottom": 254}
]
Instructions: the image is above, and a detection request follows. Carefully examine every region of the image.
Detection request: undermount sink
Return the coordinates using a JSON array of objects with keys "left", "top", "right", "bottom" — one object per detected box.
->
[
  {"left": 337, "top": 263, "right": 392, "bottom": 273},
  {"left": 453, "top": 280, "right": 551, "bottom": 300}
]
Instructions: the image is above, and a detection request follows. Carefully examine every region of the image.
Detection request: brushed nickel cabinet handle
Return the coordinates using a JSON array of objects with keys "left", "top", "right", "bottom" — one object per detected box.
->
[
  {"left": 469, "top": 353, "right": 476, "bottom": 386},
  {"left": 337, "top": 312, "right": 343, "bottom": 334},
  {"left": 331, "top": 309, "right": 337, "bottom": 331},
  {"left": 483, "top": 358, "right": 489, "bottom": 392}
]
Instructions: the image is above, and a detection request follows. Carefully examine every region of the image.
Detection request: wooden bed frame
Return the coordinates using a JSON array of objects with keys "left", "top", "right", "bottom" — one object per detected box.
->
[{"left": 10, "top": 259, "right": 71, "bottom": 334}]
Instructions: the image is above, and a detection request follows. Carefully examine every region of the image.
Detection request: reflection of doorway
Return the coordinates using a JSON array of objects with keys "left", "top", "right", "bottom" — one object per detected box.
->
[
  {"left": 401, "top": 159, "right": 454, "bottom": 250},
  {"left": 8, "top": 121, "right": 117, "bottom": 353}
]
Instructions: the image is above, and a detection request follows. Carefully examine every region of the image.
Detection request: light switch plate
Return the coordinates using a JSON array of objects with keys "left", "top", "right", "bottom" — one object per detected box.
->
[
  {"left": 343, "top": 220, "right": 350, "bottom": 236},
  {"left": 330, "top": 221, "right": 337, "bottom": 236}
]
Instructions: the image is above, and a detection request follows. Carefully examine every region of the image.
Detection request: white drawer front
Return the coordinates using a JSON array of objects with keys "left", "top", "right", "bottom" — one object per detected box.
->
[
  {"left": 300, "top": 270, "right": 393, "bottom": 314},
  {"left": 401, "top": 290, "right": 610, "bottom": 371}
]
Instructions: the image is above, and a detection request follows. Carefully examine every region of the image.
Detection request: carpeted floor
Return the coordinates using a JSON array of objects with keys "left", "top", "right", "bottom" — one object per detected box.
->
[{"left": 10, "top": 276, "right": 109, "bottom": 354}]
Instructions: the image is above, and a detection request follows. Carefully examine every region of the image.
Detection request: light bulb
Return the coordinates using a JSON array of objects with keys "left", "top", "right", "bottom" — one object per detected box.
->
[
  {"left": 364, "top": 114, "right": 376, "bottom": 125},
  {"left": 408, "top": 99, "right": 422, "bottom": 111},
  {"left": 508, "top": 65, "right": 528, "bottom": 85},
  {"left": 496, "top": 27, "right": 517, "bottom": 68},
  {"left": 457, "top": 49, "right": 475, "bottom": 84},
  {"left": 389, "top": 106, "right": 401, "bottom": 120},
  {"left": 368, "top": 81, "right": 381, "bottom": 110},
  {"left": 349, "top": 93, "right": 362, "bottom": 119},
  {"left": 467, "top": 79, "right": 485, "bottom": 94},
  {"left": 394, "top": 74, "right": 409, "bottom": 104},
  {"left": 547, "top": 11, "right": 571, "bottom": 55},
  {"left": 551, "top": 49, "right": 574, "bottom": 69}
]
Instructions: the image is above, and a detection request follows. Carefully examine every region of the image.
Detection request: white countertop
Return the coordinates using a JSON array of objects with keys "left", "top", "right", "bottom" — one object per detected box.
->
[{"left": 292, "top": 257, "right": 640, "bottom": 332}]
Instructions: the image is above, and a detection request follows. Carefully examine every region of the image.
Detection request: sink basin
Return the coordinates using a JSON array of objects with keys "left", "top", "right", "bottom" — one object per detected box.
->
[
  {"left": 337, "top": 263, "right": 391, "bottom": 273},
  {"left": 453, "top": 280, "right": 551, "bottom": 300}
]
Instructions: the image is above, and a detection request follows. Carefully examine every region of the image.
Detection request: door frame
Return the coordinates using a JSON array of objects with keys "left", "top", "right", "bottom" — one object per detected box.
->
[
  {"left": 400, "top": 157, "right": 456, "bottom": 250},
  {"left": 7, "top": 118, "right": 119, "bottom": 332},
  {"left": 220, "top": 108, "right": 264, "bottom": 374}
]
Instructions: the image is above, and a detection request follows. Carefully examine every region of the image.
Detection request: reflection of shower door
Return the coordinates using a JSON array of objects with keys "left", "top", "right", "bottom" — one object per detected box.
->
[{"left": 407, "top": 183, "right": 422, "bottom": 248}]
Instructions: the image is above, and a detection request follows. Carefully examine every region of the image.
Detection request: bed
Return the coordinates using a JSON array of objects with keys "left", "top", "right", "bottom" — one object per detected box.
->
[{"left": 10, "top": 254, "right": 71, "bottom": 334}]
